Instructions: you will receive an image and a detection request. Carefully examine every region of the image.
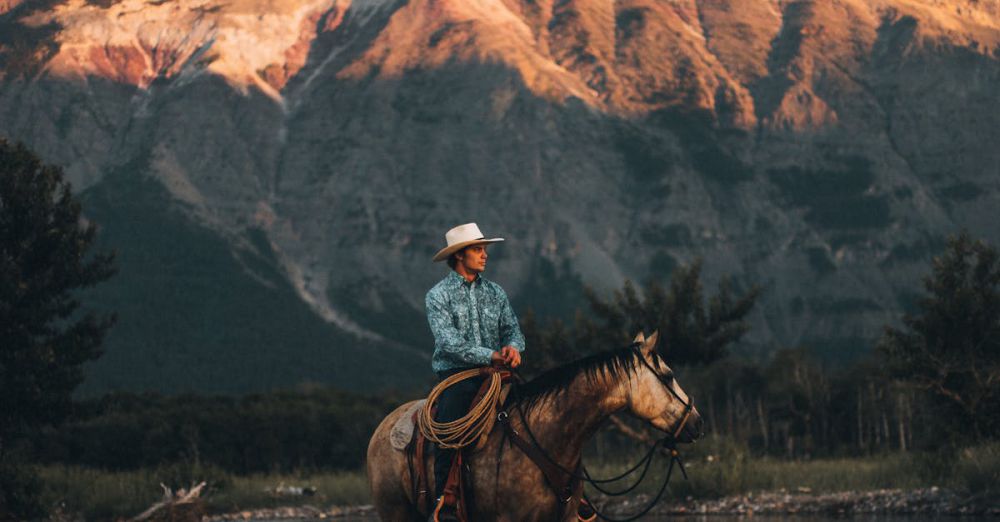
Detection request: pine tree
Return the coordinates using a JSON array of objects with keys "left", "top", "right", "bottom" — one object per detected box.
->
[
  {"left": 521, "top": 259, "right": 760, "bottom": 373},
  {"left": 582, "top": 260, "right": 760, "bottom": 365},
  {"left": 0, "top": 139, "right": 117, "bottom": 517}
]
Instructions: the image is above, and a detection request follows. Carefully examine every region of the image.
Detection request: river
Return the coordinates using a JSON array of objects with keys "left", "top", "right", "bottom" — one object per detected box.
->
[{"left": 249, "top": 514, "right": 998, "bottom": 522}]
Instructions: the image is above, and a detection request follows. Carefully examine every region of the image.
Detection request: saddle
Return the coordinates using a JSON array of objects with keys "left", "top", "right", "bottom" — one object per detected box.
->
[
  {"left": 395, "top": 370, "right": 596, "bottom": 522},
  {"left": 397, "top": 368, "right": 512, "bottom": 521}
]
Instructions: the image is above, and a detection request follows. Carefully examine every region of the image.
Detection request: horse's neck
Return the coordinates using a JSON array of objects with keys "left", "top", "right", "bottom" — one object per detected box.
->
[{"left": 520, "top": 371, "right": 626, "bottom": 467}]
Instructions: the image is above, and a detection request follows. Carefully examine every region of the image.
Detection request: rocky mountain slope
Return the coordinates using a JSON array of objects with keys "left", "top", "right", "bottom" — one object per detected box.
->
[{"left": 1, "top": 0, "right": 998, "bottom": 393}]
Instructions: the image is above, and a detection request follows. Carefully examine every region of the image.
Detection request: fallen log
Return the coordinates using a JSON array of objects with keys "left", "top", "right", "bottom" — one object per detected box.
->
[{"left": 131, "top": 481, "right": 207, "bottom": 522}]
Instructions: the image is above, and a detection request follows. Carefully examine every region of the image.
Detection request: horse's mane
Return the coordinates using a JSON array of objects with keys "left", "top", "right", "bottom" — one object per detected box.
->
[{"left": 509, "top": 344, "right": 655, "bottom": 410}]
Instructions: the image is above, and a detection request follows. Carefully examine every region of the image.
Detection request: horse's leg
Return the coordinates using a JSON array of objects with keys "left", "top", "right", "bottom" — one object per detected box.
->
[{"left": 368, "top": 402, "right": 424, "bottom": 521}]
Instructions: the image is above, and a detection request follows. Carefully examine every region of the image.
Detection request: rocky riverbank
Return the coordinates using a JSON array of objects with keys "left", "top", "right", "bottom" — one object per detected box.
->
[
  {"left": 202, "top": 488, "right": 1000, "bottom": 520},
  {"left": 204, "top": 504, "right": 376, "bottom": 521},
  {"left": 597, "top": 487, "right": 1000, "bottom": 517}
]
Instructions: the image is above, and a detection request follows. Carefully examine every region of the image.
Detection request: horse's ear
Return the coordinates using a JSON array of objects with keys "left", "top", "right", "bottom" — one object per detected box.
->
[
  {"left": 641, "top": 330, "right": 659, "bottom": 356},
  {"left": 632, "top": 331, "right": 646, "bottom": 345}
]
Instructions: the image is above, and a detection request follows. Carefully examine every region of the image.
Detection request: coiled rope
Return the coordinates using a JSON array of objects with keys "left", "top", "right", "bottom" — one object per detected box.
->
[{"left": 419, "top": 368, "right": 506, "bottom": 450}]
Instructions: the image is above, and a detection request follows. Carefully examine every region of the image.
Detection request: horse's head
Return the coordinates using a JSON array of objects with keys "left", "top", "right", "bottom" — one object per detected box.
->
[{"left": 624, "top": 331, "right": 704, "bottom": 443}]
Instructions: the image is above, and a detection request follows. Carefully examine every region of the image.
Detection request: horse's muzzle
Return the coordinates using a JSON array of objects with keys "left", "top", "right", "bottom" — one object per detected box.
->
[{"left": 676, "top": 411, "right": 704, "bottom": 443}]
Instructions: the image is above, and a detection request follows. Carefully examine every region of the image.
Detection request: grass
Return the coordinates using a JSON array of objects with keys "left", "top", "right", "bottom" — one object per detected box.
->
[
  {"left": 36, "top": 464, "right": 370, "bottom": 521},
  {"left": 35, "top": 441, "right": 1000, "bottom": 520},
  {"left": 582, "top": 437, "right": 1000, "bottom": 500}
]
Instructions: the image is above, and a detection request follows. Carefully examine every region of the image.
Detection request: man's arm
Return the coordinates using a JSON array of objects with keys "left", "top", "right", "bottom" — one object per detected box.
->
[{"left": 426, "top": 291, "right": 495, "bottom": 367}]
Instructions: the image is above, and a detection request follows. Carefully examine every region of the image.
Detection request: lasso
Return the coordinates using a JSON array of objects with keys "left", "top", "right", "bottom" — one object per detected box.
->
[{"left": 419, "top": 368, "right": 506, "bottom": 450}]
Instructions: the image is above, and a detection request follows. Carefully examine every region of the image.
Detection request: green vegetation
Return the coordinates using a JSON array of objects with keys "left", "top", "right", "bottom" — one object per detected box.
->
[
  {"left": 522, "top": 259, "right": 760, "bottom": 371},
  {"left": 29, "top": 388, "right": 398, "bottom": 474},
  {"left": 524, "top": 234, "right": 1000, "bottom": 459},
  {"left": 879, "top": 231, "right": 1000, "bottom": 440},
  {"left": 0, "top": 140, "right": 117, "bottom": 518},
  {"left": 5, "top": 139, "right": 997, "bottom": 519},
  {"left": 36, "top": 465, "right": 370, "bottom": 520},
  {"left": 36, "top": 441, "right": 1000, "bottom": 520},
  {"left": 585, "top": 438, "right": 1000, "bottom": 500}
]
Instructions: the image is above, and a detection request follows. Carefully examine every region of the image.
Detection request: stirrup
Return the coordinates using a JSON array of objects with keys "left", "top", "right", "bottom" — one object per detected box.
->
[{"left": 577, "top": 498, "right": 597, "bottom": 522}]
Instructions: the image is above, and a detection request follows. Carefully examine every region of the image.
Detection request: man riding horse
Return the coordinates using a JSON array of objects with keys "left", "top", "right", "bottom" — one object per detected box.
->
[
  {"left": 426, "top": 222, "right": 524, "bottom": 521},
  {"left": 365, "top": 230, "right": 703, "bottom": 519}
]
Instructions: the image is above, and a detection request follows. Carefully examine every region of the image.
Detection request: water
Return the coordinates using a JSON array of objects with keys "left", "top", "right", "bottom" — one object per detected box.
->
[
  {"left": 643, "top": 517, "right": 994, "bottom": 522},
  {"left": 249, "top": 515, "right": 998, "bottom": 522}
]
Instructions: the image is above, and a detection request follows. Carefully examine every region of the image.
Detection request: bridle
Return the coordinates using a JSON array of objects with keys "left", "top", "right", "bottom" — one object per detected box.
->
[
  {"left": 496, "top": 342, "right": 696, "bottom": 521},
  {"left": 632, "top": 343, "right": 697, "bottom": 441}
]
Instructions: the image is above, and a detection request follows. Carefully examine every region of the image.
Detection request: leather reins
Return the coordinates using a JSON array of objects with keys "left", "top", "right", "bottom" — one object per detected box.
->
[{"left": 496, "top": 342, "right": 694, "bottom": 521}]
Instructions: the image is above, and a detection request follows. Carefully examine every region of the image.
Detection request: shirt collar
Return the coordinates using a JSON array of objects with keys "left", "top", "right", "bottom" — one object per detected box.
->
[{"left": 448, "top": 270, "right": 482, "bottom": 287}]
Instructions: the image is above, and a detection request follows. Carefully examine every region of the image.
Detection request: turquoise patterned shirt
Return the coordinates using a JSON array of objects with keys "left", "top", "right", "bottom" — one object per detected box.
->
[{"left": 425, "top": 270, "right": 525, "bottom": 372}]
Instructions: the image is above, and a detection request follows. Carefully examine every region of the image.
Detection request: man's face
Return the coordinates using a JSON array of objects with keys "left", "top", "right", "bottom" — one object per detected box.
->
[{"left": 457, "top": 244, "right": 488, "bottom": 274}]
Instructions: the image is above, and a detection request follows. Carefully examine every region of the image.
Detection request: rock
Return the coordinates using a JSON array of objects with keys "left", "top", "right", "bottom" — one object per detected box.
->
[{"left": 1, "top": 0, "right": 999, "bottom": 394}]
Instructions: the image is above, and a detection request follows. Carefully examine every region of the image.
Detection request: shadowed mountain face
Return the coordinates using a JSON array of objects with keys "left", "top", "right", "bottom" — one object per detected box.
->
[{"left": 1, "top": 0, "right": 998, "bottom": 394}]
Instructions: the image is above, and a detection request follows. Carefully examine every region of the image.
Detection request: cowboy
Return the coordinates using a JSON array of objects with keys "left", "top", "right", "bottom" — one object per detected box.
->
[{"left": 426, "top": 222, "right": 524, "bottom": 520}]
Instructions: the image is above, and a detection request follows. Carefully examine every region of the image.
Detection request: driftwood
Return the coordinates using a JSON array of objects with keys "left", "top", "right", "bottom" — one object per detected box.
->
[{"left": 131, "top": 482, "right": 207, "bottom": 522}]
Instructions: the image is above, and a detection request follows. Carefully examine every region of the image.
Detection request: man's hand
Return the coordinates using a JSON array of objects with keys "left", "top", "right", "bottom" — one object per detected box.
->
[
  {"left": 500, "top": 346, "right": 521, "bottom": 368},
  {"left": 491, "top": 346, "right": 522, "bottom": 368}
]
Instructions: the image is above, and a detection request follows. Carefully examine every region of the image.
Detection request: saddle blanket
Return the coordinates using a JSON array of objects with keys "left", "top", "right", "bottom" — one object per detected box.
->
[{"left": 390, "top": 400, "right": 426, "bottom": 450}]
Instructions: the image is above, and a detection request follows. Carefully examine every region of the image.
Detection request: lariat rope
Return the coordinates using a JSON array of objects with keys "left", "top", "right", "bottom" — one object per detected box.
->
[{"left": 419, "top": 368, "right": 506, "bottom": 450}]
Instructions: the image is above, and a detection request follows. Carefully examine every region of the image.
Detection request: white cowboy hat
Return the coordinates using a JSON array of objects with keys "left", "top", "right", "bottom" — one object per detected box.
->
[{"left": 432, "top": 223, "right": 504, "bottom": 262}]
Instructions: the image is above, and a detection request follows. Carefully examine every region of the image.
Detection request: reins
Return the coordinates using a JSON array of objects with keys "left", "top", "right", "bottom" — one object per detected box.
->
[
  {"left": 498, "top": 342, "right": 694, "bottom": 521},
  {"left": 582, "top": 442, "right": 687, "bottom": 522}
]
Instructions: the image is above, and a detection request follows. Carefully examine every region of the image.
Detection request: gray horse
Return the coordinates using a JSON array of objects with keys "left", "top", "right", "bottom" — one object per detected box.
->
[{"left": 367, "top": 332, "right": 704, "bottom": 521}]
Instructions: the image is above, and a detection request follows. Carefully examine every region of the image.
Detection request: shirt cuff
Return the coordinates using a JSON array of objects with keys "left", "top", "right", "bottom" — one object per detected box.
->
[
  {"left": 504, "top": 340, "right": 525, "bottom": 352},
  {"left": 468, "top": 346, "right": 496, "bottom": 366}
]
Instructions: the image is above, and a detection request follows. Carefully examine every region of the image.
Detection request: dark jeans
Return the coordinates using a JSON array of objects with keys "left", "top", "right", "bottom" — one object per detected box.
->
[{"left": 432, "top": 367, "right": 486, "bottom": 499}]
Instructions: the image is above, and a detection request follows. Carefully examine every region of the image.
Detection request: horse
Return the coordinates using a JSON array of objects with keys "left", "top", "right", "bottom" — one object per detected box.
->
[{"left": 366, "top": 331, "right": 704, "bottom": 521}]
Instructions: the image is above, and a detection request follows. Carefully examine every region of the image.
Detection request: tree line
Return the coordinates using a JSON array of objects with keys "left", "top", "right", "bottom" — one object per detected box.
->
[
  {"left": 520, "top": 233, "right": 1000, "bottom": 456},
  {"left": 3, "top": 139, "right": 999, "bottom": 517},
  {"left": 27, "top": 388, "right": 398, "bottom": 474}
]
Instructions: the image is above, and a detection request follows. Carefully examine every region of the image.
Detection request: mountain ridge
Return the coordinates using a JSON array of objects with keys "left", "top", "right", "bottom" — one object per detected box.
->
[{"left": 1, "top": 0, "right": 998, "bottom": 393}]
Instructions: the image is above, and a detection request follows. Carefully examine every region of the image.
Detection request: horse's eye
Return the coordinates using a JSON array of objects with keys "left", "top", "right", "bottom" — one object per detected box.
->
[{"left": 660, "top": 373, "right": 674, "bottom": 384}]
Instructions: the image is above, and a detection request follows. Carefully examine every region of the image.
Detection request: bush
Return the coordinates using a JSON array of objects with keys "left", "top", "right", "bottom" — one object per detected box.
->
[
  {"left": 954, "top": 442, "right": 1000, "bottom": 496},
  {"left": 30, "top": 388, "right": 397, "bottom": 474},
  {"left": 0, "top": 453, "right": 44, "bottom": 519},
  {"left": 878, "top": 232, "right": 1000, "bottom": 441}
]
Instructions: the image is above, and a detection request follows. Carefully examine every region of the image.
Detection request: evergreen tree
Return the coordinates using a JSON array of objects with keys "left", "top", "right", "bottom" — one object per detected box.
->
[
  {"left": 878, "top": 232, "right": 1000, "bottom": 440},
  {"left": 582, "top": 260, "right": 760, "bottom": 365},
  {"left": 522, "top": 259, "right": 759, "bottom": 373},
  {"left": 0, "top": 139, "right": 117, "bottom": 517}
]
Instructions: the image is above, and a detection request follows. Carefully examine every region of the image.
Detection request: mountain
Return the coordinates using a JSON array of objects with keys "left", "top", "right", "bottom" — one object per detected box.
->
[{"left": 1, "top": 0, "right": 998, "bottom": 394}]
